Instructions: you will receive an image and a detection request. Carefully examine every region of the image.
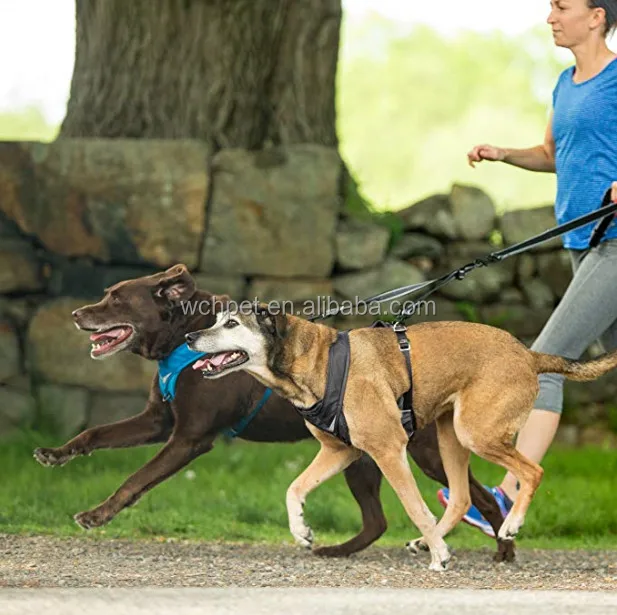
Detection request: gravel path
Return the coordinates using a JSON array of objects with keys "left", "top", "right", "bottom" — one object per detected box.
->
[{"left": 1, "top": 534, "right": 615, "bottom": 590}]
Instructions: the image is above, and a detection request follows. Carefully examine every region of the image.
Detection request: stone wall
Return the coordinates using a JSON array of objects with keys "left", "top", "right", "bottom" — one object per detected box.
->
[{"left": 0, "top": 139, "right": 615, "bottom": 445}]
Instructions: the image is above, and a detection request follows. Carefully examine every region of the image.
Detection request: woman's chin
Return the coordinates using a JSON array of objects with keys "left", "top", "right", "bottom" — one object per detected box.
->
[{"left": 552, "top": 33, "right": 572, "bottom": 49}]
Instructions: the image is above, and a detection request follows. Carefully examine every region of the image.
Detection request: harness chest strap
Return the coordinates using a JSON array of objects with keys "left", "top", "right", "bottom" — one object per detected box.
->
[
  {"left": 297, "top": 324, "right": 416, "bottom": 446},
  {"left": 297, "top": 331, "right": 353, "bottom": 445},
  {"left": 392, "top": 322, "right": 417, "bottom": 436}
]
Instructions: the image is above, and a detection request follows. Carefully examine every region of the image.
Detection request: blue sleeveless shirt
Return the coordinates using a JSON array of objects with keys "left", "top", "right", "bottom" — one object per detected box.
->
[{"left": 552, "top": 57, "right": 617, "bottom": 249}]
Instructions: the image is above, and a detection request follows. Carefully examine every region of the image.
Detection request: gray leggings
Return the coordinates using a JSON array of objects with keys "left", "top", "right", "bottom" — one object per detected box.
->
[{"left": 532, "top": 238, "right": 617, "bottom": 413}]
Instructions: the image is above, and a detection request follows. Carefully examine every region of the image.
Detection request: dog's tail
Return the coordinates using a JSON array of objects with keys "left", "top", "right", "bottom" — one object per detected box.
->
[{"left": 532, "top": 349, "right": 617, "bottom": 382}]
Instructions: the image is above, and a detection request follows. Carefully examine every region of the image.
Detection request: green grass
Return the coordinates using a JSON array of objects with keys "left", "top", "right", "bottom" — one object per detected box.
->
[{"left": 1, "top": 431, "right": 616, "bottom": 551}]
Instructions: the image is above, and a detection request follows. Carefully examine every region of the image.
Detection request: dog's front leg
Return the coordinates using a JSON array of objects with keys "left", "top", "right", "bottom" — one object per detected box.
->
[
  {"left": 33, "top": 395, "right": 172, "bottom": 468},
  {"left": 313, "top": 454, "right": 387, "bottom": 557},
  {"left": 365, "top": 437, "right": 451, "bottom": 572},
  {"left": 73, "top": 433, "right": 215, "bottom": 530},
  {"left": 286, "top": 430, "right": 362, "bottom": 549}
]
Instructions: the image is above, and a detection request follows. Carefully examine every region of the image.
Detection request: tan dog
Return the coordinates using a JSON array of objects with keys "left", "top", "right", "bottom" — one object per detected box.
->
[{"left": 185, "top": 305, "right": 617, "bottom": 571}]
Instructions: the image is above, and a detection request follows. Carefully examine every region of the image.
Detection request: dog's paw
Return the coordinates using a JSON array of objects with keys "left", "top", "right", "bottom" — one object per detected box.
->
[
  {"left": 406, "top": 538, "right": 429, "bottom": 555},
  {"left": 33, "top": 447, "right": 73, "bottom": 467},
  {"left": 74, "top": 507, "right": 112, "bottom": 530},
  {"left": 493, "top": 538, "right": 516, "bottom": 563},
  {"left": 497, "top": 514, "right": 523, "bottom": 542},
  {"left": 428, "top": 558, "right": 450, "bottom": 572},
  {"left": 426, "top": 540, "right": 453, "bottom": 572},
  {"left": 290, "top": 522, "right": 314, "bottom": 549}
]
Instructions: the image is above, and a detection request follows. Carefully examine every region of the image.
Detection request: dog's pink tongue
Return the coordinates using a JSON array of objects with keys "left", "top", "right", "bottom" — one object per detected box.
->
[
  {"left": 192, "top": 353, "right": 230, "bottom": 371},
  {"left": 192, "top": 358, "right": 210, "bottom": 370},
  {"left": 209, "top": 353, "right": 229, "bottom": 367},
  {"left": 89, "top": 327, "right": 125, "bottom": 342}
]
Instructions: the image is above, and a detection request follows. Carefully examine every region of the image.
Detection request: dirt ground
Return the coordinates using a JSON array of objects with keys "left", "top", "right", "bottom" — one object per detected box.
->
[{"left": 1, "top": 534, "right": 615, "bottom": 590}]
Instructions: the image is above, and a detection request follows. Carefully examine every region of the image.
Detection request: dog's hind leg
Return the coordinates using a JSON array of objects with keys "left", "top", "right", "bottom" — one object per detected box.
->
[
  {"left": 313, "top": 454, "right": 387, "bottom": 557},
  {"left": 34, "top": 392, "right": 172, "bottom": 467},
  {"left": 406, "top": 423, "right": 515, "bottom": 562},
  {"left": 73, "top": 433, "right": 215, "bottom": 530},
  {"left": 455, "top": 386, "right": 544, "bottom": 543},
  {"left": 475, "top": 445, "right": 543, "bottom": 543},
  {"left": 286, "top": 432, "right": 362, "bottom": 550}
]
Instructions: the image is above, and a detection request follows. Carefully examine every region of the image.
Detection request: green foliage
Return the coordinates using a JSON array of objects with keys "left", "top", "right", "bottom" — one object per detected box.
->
[
  {"left": 488, "top": 229, "right": 504, "bottom": 248},
  {"left": 343, "top": 168, "right": 404, "bottom": 249},
  {"left": 1, "top": 430, "right": 616, "bottom": 549},
  {"left": 337, "top": 17, "right": 569, "bottom": 213},
  {"left": 482, "top": 307, "right": 514, "bottom": 329},
  {"left": 342, "top": 167, "right": 376, "bottom": 220},
  {"left": 454, "top": 301, "right": 481, "bottom": 323},
  {"left": 0, "top": 106, "right": 58, "bottom": 142},
  {"left": 607, "top": 404, "right": 617, "bottom": 434}
]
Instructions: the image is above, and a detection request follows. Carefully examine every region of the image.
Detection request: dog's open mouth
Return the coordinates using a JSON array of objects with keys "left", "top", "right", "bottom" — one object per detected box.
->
[
  {"left": 89, "top": 325, "right": 135, "bottom": 358},
  {"left": 192, "top": 351, "right": 249, "bottom": 376}
]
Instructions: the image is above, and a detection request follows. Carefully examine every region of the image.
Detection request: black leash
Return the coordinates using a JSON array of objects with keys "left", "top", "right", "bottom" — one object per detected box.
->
[
  {"left": 310, "top": 188, "right": 617, "bottom": 324},
  {"left": 394, "top": 187, "right": 616, "bottom": 323},
  {"left": 306, "top": 188, "right": 614, "bottom": 442}
]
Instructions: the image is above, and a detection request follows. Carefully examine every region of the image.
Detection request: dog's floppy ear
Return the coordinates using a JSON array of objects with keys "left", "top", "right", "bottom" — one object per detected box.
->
[
  {"left": 210, "top": 293, "right": 231, "bottom": 314},
  {"left": 255, "top": 304, "right": 287, "bottom": 339},
  {"left": 154, "top": 264, "right": 196, "bottom": 304}
]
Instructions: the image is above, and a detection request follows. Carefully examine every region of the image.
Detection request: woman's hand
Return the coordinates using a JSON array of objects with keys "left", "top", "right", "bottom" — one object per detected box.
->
[{"left": 467, "top": 144, "right": 507, "bottom": 168}]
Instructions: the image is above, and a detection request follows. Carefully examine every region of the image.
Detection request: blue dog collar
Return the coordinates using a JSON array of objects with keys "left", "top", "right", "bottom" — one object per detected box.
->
[
  {"left": 158, "top": 342, "right": 272, "bottom": 438},
  {"left": 158, "top": 343, "right": 207, "bottom": 401}
]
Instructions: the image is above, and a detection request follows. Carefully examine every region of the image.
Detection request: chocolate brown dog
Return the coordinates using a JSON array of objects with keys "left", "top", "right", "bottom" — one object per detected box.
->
[
  {"left": 34, "top": 264, "right": 512, "bottom": 560},
  {"left": 186, "top": 303, "right": 617, "bottom": 570}
]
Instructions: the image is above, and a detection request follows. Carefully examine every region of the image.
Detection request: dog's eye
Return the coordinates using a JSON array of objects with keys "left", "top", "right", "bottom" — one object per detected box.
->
[{"left": 224, "top": 319, "right": 239, "bottom": 329}]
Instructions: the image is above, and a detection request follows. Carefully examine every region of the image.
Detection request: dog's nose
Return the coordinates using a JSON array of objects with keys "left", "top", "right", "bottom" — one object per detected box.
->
[
  {"left": 185, "top": 332, "right": 198, "bottom": 344},
  {"left": 72, "top": 308, "right": 82, "bottom": 319}
]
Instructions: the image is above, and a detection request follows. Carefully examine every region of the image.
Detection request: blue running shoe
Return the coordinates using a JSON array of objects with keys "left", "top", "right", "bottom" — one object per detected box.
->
[{"left": 437, "top": 486, "right": 513, "bottom": 538}]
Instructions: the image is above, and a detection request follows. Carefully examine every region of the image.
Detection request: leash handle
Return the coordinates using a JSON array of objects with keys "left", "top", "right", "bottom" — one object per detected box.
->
[
  {"left": 312, "top": 188, "right": 617, "bottom": 325},
  {"left": 588, "top": 188, "right": 616, "bottom": 249}
]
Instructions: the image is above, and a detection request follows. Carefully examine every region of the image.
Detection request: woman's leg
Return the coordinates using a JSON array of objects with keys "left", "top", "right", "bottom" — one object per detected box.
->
[
  {"left": 499, "top": 240, "right": 617, "bottom": 499},
  {"left": 498, "top": 410, "right": 560, "bottom": 498}
]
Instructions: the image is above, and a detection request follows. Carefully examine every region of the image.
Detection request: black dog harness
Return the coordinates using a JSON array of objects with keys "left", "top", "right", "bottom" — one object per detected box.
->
[{"left": 297, "top": 322, "right": 416, "bottom": 446}]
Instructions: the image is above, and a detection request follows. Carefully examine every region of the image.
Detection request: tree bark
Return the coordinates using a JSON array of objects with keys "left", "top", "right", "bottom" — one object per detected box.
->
[{"left": 60, "top": 0, "right": 341, "bottom": 148}]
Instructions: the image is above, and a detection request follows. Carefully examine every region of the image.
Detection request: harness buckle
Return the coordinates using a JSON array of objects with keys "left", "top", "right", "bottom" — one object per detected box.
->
[
  {"left": 392, "top": 321, "right": 407, "bottom": 333},
  {"left": 398, "top": 339, "right": 410, "bottom": 352}
]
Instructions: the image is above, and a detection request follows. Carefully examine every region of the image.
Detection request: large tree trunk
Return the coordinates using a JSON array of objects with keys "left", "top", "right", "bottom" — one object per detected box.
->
[{"left": 60, "top": 0, "right": 341, "bottom": 148}]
